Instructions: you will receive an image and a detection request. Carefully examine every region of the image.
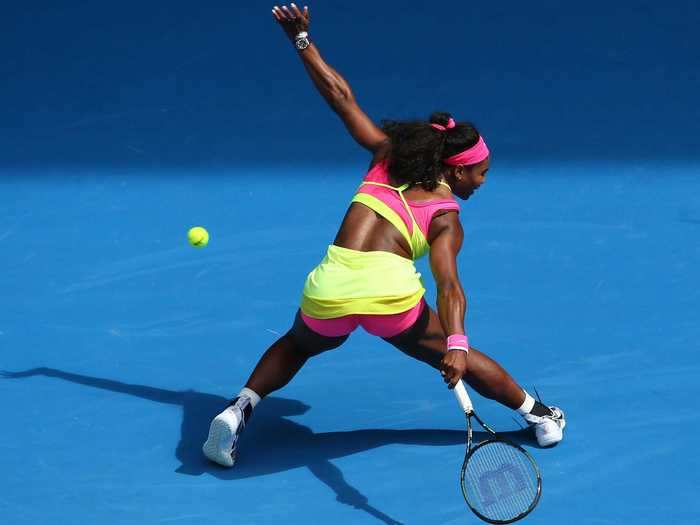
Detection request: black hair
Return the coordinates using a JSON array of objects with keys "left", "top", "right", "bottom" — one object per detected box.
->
[{"left": 381, "top": 112, "right": 481, "bottom": 191}]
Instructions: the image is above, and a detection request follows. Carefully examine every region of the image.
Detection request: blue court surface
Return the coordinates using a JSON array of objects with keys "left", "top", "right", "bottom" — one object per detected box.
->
[
  {"left": 2, "top": 162, "right": 699, "bottom": 525},
  {"left": 2, "top": 2, "right": 699, "bottom": 524}
]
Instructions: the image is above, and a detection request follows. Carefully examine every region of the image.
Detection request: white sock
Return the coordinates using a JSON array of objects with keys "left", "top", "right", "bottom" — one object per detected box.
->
[
  {"left": 516, "top": 390, "right": 536, "bottom": 416},
  {"left": 238, "top": 387, "right": 261, "bottom": 409}
]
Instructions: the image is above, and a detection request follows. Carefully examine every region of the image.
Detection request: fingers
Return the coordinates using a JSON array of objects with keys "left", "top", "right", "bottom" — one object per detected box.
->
[
  {"left": 287, "top": 3, "right": 309, "bottom": 19},
  {"left": 290, "top": 3, "right": 304, "bottom": 18},
  {"left": 272, "top": 4, "right": 308, "bottom": 21},
  {"left": 447, "top": 369, "right": 461, "bottom": 389},
  {"left": 440, "top": 364, "right": 459, "bottom": 388},
  {"left": 272, "top": 6, "right": 288, "bottom": 21},
  {"left": 282, "top": 5, "right": 294, "bottom": 19},
  {"left": 440, "top": 356, "right": 466, "bottom": 389}
]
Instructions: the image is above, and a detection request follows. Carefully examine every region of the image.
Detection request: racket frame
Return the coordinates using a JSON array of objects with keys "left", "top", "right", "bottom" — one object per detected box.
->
[{"left": 454, "top": 381, "right": 542, "bottom": 524}]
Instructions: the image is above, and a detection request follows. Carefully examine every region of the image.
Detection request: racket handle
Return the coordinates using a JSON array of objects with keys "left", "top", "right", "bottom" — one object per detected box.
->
[{"left": 453, "top": 380, "right": 473, "bottom": 414}]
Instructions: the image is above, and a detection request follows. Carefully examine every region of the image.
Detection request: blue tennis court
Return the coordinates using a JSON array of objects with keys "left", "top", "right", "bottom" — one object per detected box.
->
[{"left": 2, "top": 2, "right": 699, "bottom": 524}]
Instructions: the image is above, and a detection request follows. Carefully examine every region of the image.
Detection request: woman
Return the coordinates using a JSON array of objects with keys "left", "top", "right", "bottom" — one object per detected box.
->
[{"left": 203, "top": 4, "right": 565, "bottom": 468}]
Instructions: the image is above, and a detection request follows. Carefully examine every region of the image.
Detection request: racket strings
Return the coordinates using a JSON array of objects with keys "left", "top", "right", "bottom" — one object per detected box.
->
[
  {"left": 463, "top": 441, "right": 539, "bottom": 522},
  {"left": 480, "top": 444, "right": 531, "bottom": 516}
]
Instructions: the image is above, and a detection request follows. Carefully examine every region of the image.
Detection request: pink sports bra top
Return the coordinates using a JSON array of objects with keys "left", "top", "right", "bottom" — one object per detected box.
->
[{"left": 351, "top": 160, "right": 460, "bottom": 259}]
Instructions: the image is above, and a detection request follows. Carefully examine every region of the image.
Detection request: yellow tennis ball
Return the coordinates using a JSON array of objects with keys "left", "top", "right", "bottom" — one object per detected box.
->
[{"left": 188, "top": 226, "right": 209, "bottom": 248}]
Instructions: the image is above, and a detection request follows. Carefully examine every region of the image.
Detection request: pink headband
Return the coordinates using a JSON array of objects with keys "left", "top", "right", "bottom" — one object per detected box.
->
[
  {"left": 430, "top": 118, "right": 455, "bottom": 132},
  {"left": 443, "top": 136, "right": 490, "bottom": 166}
]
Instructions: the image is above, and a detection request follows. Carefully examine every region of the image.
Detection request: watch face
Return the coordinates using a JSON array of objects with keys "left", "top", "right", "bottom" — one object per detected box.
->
[{"left": 295, "top": 37, "right": 310, "bottom": 50}]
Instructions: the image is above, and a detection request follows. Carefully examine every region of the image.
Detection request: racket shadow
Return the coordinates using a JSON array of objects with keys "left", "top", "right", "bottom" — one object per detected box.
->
[{"left": 4, "top": 367, "right": 539, "bottom": 525}]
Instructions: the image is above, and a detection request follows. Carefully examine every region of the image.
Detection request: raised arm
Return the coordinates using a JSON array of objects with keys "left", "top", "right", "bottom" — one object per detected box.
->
[
  {"left": 272, "top": 4, "right": 389, "bottom": 156},
  {"left": 428, "top": 211, "right": 469, "bottom": 388}
]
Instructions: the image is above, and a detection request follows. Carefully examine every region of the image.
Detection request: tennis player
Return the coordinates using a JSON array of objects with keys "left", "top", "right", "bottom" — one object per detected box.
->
[{"left": 203, "top": 4, "right": 565, "bottom": 467}]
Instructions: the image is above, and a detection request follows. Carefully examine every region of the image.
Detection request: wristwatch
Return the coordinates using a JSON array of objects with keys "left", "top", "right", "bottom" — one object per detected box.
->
[{"left": 294, "top": 31, "right": 310, "bottom": 50}]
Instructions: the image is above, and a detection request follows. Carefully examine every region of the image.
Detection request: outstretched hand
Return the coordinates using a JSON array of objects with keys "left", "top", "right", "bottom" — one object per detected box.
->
[{"left": 272, "top": 3, "right": 310, "bottom": 41}]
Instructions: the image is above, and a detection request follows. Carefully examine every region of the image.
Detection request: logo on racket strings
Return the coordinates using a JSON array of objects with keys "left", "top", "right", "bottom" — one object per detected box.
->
[{"left": 478, "top": 462, "right": 528, "bottom": 507}]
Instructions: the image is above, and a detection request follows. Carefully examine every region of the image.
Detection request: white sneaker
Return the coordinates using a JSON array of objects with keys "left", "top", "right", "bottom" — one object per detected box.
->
[
  {"left": 202, "top": 402, "right": 248, "bottom": 467},
  {"left": 523, "top": 406, "right": 566, "bottom": 447}
]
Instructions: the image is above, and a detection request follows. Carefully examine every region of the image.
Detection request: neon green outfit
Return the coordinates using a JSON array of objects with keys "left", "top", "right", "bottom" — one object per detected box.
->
[{"left": 301, "top": 161, "right": 459, "bottom": 320}]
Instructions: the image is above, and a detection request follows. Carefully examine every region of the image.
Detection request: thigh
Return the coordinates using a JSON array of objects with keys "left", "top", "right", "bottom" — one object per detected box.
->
[
  {"left": 290, "top": 309, "right": 350, "bottom": 358},
  {"left": 382, "top": 304, "right": 446, "bottom": 369},
  {"left": 383, "top": 306, "right": 513, "bottom": 392}
]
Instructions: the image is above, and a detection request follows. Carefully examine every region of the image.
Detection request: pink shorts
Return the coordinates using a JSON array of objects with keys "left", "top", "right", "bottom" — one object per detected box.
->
[{"left": 300, "top": 299, "right": 426, "bottom": 338}]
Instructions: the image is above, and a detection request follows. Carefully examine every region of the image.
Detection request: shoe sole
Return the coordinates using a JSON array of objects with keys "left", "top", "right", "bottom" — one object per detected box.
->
[{"left": 202, "top": 415, "right": 237, "bottom": 468}]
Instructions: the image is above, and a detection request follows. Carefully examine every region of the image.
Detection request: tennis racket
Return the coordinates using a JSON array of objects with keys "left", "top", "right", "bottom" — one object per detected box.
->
[{"left": 453, "top": 380, "right": 541, "bottom": 523}]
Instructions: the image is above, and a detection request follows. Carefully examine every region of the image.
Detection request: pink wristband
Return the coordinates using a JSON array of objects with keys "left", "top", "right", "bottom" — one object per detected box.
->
[{"left": 447, "top": 334, "right": 469, "bottom": 353}]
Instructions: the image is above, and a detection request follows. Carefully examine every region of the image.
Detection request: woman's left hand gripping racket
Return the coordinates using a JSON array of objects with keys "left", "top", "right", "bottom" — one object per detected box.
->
[{"left": 453, "top": 380, "right": 542, "bottom": 524}]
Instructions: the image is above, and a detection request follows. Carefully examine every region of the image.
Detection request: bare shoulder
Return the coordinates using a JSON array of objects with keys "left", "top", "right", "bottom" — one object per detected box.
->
[{"left": 428, "top": 210, "right": 463, "bottom": 246}]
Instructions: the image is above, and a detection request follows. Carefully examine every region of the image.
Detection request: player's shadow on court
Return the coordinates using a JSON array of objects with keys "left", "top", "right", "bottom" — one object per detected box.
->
[{"left": 2, "top": 367, "right": 537, "bottom": 525}]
